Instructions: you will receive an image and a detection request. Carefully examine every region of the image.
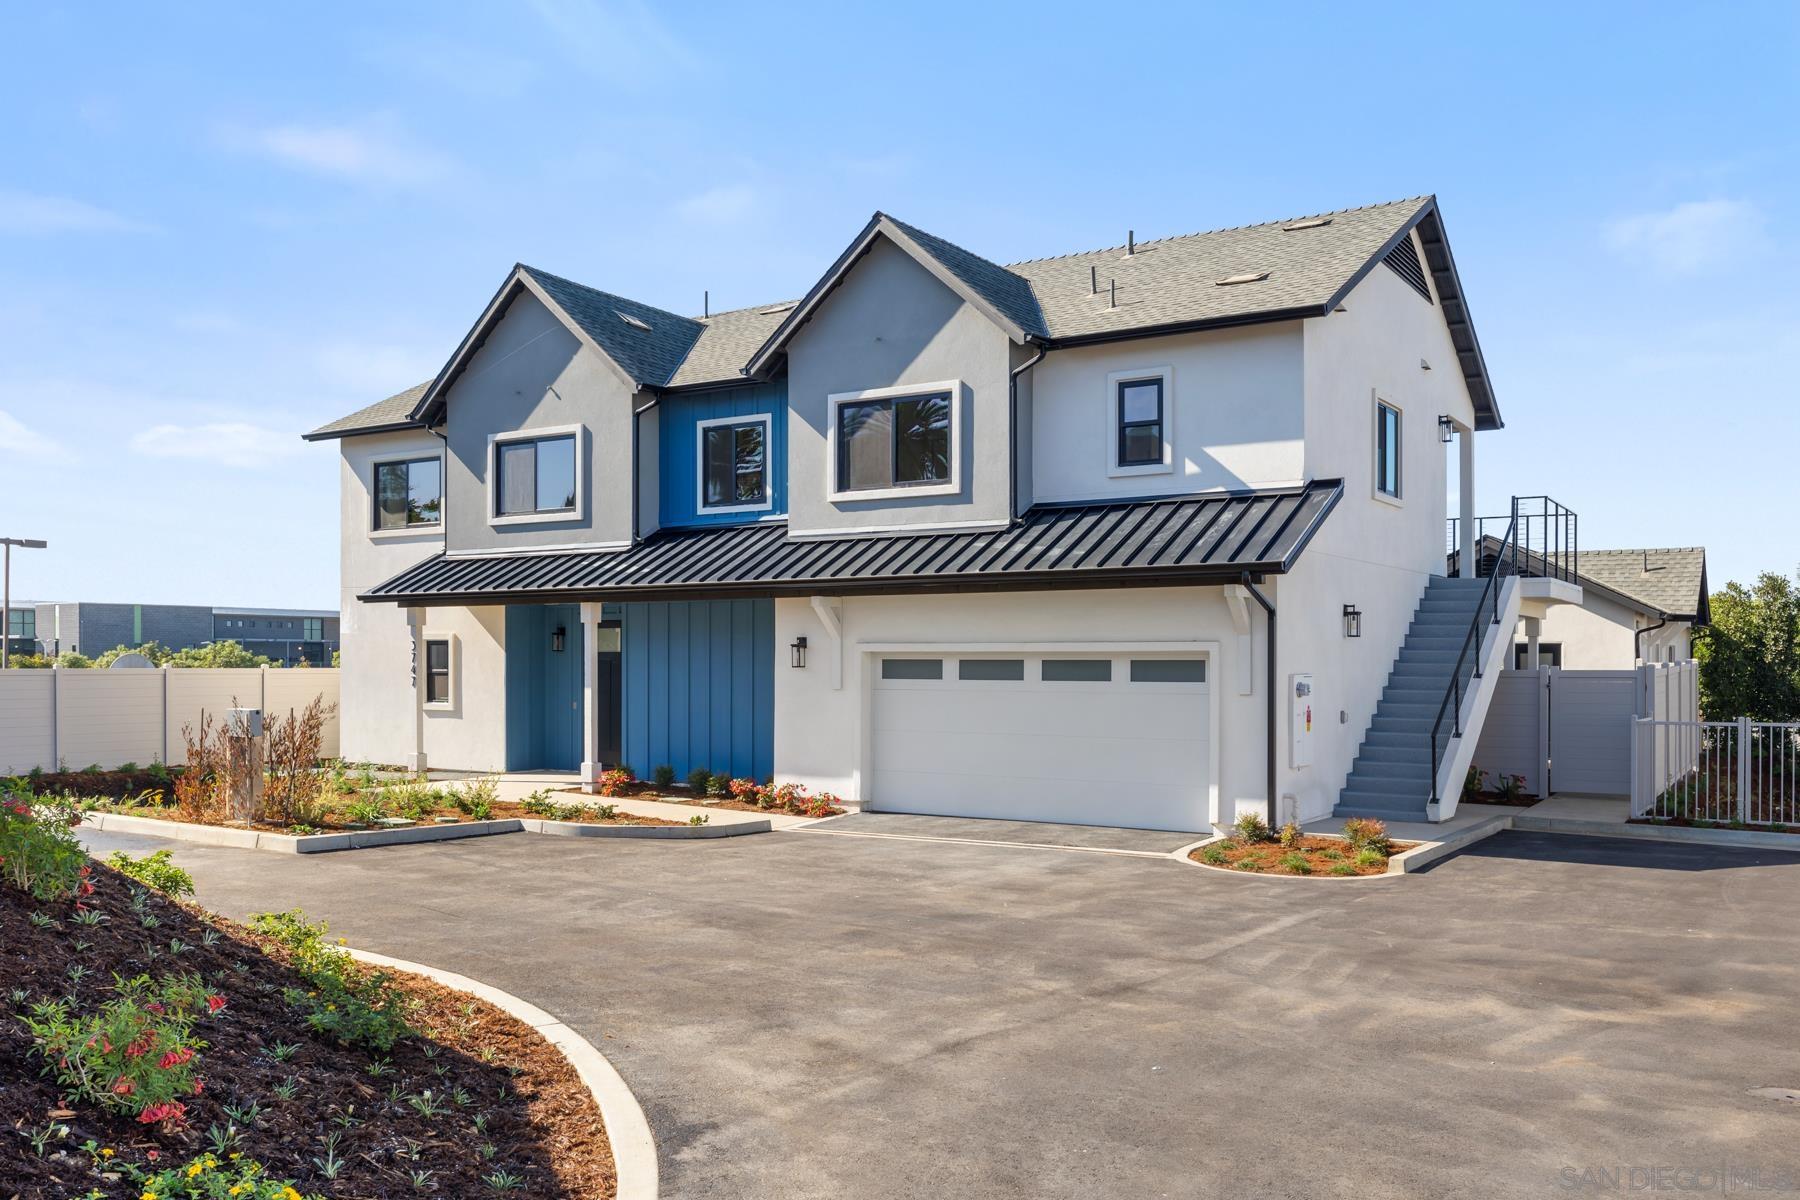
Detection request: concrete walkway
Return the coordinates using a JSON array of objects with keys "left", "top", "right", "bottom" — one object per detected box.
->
[{"left": 78, "top": 823, "right": 1800, "bottom": 1199}]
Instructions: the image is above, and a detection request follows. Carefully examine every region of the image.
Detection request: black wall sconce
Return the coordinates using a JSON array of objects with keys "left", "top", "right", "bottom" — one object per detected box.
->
[
  {"left": 1342, "top": 604, "right": 1362, "bottom": 638},
  {"left": 790, "top": 636, "right": 807, "bottom": 669},
  {"left": 551, "top": 625, "right": 567, "bottom": 653},
  {"left": 1437, "top": 414, "right": 1455, "bottom": 444}
]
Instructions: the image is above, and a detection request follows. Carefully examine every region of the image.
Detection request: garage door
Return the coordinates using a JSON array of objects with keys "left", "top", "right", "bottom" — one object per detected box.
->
[{"left": 869, "top": 652, "right": 1210, "bottom": 831}]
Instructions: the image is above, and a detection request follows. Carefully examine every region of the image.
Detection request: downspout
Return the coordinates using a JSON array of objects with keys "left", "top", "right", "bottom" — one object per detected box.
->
[
  {"left": 1634, "top": 615, "right": 1669, "bottom": 665},
  {"left": 1007, "top": 342, "right": 1049, "bottom": 523},
  {"left": 427, "top": 424, "right": 449, "bottom": 554},
  {"left": 630, "top": 395, "right": 659, "bottom": 544},
  {"left": 1241, "top": 572, "right": 1278, "bottom": 827}
]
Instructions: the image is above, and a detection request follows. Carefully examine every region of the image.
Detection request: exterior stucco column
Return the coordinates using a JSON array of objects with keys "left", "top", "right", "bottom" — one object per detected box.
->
[
  {"left": 579, "top": 601, "right": 602, "bottom": 793},
  {"left": 1457, "top": 426, "right": 1476, "bottom": 578},
  {"left": 406, "top": 607, "right": 427, "bottom": 773}
]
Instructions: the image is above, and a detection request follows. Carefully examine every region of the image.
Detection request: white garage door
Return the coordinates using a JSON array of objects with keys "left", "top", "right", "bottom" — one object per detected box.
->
[{"left": 869, "top": 651, "right": 1210, "bottom": 831}]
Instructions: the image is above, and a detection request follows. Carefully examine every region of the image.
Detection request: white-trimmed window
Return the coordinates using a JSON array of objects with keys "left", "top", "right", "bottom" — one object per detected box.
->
[
  {"left": 488, "top": 425, "right": 585, "bottom": 525},
  {"left": 1106, "top": 367, "right": 1174, "bottom": 476},
  {"left": 422, "top": 635, "right": 456, "bottom": 709},
  {"left": 373, "top": 456, "right": 442, "bottom": 530},
  {"left": 827, "top": 381, "right": 961, "bottom": 501},
  {"left": 1374, "top": 398, "right": 1402, "bottom": 500},
  {"left": 696, "top": 414, "right": 772, "bottom": 514}
]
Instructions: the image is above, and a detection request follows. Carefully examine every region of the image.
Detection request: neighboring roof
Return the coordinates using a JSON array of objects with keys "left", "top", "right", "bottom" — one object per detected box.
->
[
  {"left": 303, "top": 382, "right": 430, "bottom": 441},
  {"left": 314, "top": 194, "right": 1501, "bottom": 438},
  {"left": 361, "top": 481, "right": 1342, "bottom": 605},
  {"left": 1576, "top": 548, "right": 1710, "bottom": 623}
]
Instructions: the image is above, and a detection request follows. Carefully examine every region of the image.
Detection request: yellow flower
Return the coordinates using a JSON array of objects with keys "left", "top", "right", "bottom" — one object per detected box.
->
[
  {"left": 188, "top": 1163, "right": 204, "bottom": 1177},
  {"left": 229, "top": 1188, "right": 242, "bottom": 1197},
  {"left": 281, "top": 1189, "right": 303, "bottom": 1200},
  {"left": 142, "top": 1192, "right": 159, "bottom": 1200},
  {"left": 101, "top": 1148, "right": 115, "bottom": 1158}
]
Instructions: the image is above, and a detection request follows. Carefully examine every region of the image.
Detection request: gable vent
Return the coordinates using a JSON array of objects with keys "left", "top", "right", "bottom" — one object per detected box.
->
[
  {"left": 616, "top": 311, "right": 653, "bottom": 332},
  {"left": 1215, "top": 271, "right": 1269, "bottom": 286},
  {"left": 1382, "top": 235, "right": 1432, "bottom": 303},
  {"left": 1282, "top": 217, "right": 1333, "bottom": 232}
]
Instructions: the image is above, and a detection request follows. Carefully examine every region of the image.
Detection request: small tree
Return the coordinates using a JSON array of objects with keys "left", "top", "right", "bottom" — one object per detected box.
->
[
  {"left": 1695, "top": 572, "right": 1800, "bottom": 721},
  {"left": 166, "top": 639, "right": 274, "bottom": 669}
]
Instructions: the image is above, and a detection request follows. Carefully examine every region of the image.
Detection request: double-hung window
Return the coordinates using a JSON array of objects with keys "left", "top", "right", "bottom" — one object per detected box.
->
[
  {"left": 493, "top": 429, "right": 579, "bottom": 520},
  {"left": 374, "top": 457, "right": 442, "bottom": 530},
  {"left": 1375, "top": 400, "right": 1402, "bottom": 499},
  {"left": 1106, "top": 367, "right": 1173, "bottom": 475},
  {"left": 831, "top": 384, "right": 956, "bottom": 498},
  {"left": 424, "top": 638, "right": 451, "bottom": 705},
  {"left": 698, "top": 416, "right": 770, "bottom": 512}
]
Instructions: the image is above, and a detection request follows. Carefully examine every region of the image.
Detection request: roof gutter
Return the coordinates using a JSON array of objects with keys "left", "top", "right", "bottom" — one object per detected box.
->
[
  {"left": 1634, "top": 616, "right": 1670, "bottom": 665},
  {"left": 1008, "top": 342, "right": 1049, "bottom": 523},
  {"left": 1241, "top": 572, "right": 1279, "bottom": 828}
]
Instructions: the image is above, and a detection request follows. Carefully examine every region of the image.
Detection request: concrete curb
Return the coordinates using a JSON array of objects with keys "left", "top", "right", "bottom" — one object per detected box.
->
[
  {"left": 1512, "top": 813, "right": 1800, "bottom": 851},
  {"left": 345, "top": 947, "right": 657, "bottom": 1200},
  {"left": 83, "top": 809, "right": 767, "bottom": 854}
]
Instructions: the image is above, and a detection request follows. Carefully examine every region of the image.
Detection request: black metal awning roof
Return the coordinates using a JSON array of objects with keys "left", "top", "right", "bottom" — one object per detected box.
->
[{"left": 362, "top": 480, "right": 1342, "bottom": 606}]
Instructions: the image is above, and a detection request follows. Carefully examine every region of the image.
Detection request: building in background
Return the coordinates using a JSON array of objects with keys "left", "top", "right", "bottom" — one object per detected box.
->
[
  {"left": 5, "top": 604, "right": 37, "bottom": 660},
  {"left": 25, "top": 602, "right": 339, "bottom": 666}
]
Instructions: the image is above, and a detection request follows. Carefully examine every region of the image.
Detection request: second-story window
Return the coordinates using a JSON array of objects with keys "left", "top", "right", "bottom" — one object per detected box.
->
[
  {"left": 699, "top": 416, "right": 771, "bottom": 511},
  {"left": 496, "top": 433, "right": 577, "bottom": 517},
  {"left": 1116, "top": 378, "right": 1164, "bottom": 467},
  {"left": 374, "top": 457, "right": 442, "bottom": 530},
  {"left": 836, "top": 391, "right": 951, "bottom": 493},
  {"left": 303, "top": 618, "right": 323, "bottom": 641},
  {"left": 1375, "top": 399, "right": 1402, "bottom": 499}
]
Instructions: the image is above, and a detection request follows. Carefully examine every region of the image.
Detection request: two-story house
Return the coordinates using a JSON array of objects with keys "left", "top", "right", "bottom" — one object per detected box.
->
[{"left": 308, "top": 195, "right": 1543, "bottom": 831}]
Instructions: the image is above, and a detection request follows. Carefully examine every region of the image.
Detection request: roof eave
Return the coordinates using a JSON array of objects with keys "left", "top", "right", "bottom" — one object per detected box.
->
[{"left": 301, "top": 420, "right": 427, "bottom": 443}]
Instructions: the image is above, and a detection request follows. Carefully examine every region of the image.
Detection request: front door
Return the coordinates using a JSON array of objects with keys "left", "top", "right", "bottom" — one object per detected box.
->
[{"left": 505, "top": 603, "right": 583, "bottom": 772}]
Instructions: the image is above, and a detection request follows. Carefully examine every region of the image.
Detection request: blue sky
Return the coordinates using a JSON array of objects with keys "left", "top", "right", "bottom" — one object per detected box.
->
[{"left": 2, "top": 2, "right": 1794, "bottom": 609}]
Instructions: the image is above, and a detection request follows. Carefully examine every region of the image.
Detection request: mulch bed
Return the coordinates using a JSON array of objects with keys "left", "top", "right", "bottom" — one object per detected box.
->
[
  {"left": 15, "top": 770, "right": 177, "bottom": 802},
  {"left": 1190, "top": 835, "right": 1416, "bottom": 876},
  {"left": 81, "top": 798, "right": 684, "bottom": 833},
  {"left": 1467, "top": 792, "right": 1538, "bottom": 808},
  {"left": 1, "top": 865, "right": 614, "bottom": 1198},
  {"left": 565, "top": 787, "right": 845, "bottom": 819}
]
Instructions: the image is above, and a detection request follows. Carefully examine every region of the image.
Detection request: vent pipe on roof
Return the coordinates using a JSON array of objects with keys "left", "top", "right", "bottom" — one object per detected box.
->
[
  {"left": 704, "top": 290, "right": 709, "bottom": 319},
  {"left": 1108, "top": 279, "right": 1117, "bottom": 311},
  {"left": 1127, "top": 229, "right": 1135, "bottom": 256},
  {"left": 1090, "top": 265, "right": 1097, "bottom": 295}
]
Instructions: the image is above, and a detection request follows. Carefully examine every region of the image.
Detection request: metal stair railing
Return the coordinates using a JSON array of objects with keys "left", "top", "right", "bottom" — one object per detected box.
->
[{"left": 1429, "top": 498, "right": 1520, "bottom": 804}]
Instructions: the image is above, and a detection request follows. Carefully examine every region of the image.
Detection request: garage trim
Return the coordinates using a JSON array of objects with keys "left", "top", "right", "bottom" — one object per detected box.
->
[{"left": 854, "top": 639, "right": 1221, "bottom": 826}]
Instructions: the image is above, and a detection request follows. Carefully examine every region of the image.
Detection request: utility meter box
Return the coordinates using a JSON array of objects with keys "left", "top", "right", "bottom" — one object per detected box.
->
[
  {"left": 224, "top": 708, "right": 263, "bottom": 739},
  {"left": 1288, "top": 674, "right": 1314, "bottom": 769}
]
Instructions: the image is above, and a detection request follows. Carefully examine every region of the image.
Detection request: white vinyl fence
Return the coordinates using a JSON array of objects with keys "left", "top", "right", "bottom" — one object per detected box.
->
[
  {"left": 0, "top": 667, "right": 339, "bottom": 773},
  {"left": 1471, "top": 662, "right": 1697, "bottom": 798},
  {"left": 1632, "top": 717, "right": 1800, "bottom": 825}
]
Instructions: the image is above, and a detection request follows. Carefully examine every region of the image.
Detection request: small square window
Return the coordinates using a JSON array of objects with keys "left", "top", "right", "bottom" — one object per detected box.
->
[
  {"left": 375, "top": 457, "right": 442, "bottom": 529},
  {"left": 1117, "top": 378, "right": 1164, "bottom": 467},
  {"left": 424, "top": 639, "right": 451, "bottom": 704},
  {"left": 700, "top": 417, "right": 770, "bottom": 510}
]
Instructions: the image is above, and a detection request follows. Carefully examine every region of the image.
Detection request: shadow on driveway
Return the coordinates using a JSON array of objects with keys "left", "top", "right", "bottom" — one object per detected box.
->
[{"left": 1441, "top": 829, "right": 1800, "bottom": 873}]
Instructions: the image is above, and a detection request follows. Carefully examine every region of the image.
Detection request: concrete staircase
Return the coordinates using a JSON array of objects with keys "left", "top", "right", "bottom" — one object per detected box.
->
[{"left": 1333, "top": 576, "right": 1492, "bottom": 822}]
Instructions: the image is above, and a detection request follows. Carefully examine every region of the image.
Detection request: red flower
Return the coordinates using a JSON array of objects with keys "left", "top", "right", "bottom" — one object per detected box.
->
[
  {"left": 125, "top": 1033, "right": 155, "bottom": 1059},
  {"left": 111, "top": 1076, "right": 135, "bottom": 1096},
  {"left": 137, "top": 1100, "right": 186, "bottom": 1126},
  {"left": 146, "top": 1150, "right": 158, "bottom": 1162},
  {"left": 206, "top": 994, "right": 227, "bottom": 1014},
  {"left": 192, "top": 1078, "right": 205, "bottom": 1096},
  {"left": 158, "top": 1047, "right": 194, "bottom": 1070},
  {"left": 146, "top": 1002, "right": 165, "bottom": 1015}
]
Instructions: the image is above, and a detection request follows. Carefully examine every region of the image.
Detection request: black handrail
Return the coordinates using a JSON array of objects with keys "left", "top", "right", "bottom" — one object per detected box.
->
[
  {"left": 1429, "top": 498, "right": 1520, "bottom": 804},
  {"left": 1446, "top": 495, "right": 1578, "bottom": 584}
]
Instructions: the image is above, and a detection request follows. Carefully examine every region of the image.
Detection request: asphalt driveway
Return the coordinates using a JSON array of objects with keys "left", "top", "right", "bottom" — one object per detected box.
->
[{"left": 81, "top": 824, "right": 1800, "bottom": 1199}]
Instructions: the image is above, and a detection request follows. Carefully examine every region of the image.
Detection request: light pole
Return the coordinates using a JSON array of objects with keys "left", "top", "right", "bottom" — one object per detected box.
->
[{"left": 2, "top": 537, "right": 47, "bottom": 669}]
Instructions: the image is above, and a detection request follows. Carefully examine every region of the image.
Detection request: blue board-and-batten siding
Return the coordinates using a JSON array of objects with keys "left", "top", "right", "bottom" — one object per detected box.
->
[
  {"left": 622, "top": 599, "right": 774, "bottom": 782},
  {"left": 657, "top": 379, "right": 788, "bottom": 528}
]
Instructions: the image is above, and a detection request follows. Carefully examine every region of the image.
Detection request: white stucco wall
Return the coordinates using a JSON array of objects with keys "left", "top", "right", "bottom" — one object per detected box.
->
[
  {"left": 336, "top": 430, "right": 507, "bottom": 770},
  {"left": 1027, "top": 322, "right": 1305, "bottom": 504},
  {"left": 1529, "top": 590, "right": 1690, "bottom": 669}
]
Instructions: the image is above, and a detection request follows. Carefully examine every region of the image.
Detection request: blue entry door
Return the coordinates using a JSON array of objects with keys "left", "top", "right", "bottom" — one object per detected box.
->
[{"left": 505, "top": 604, "right": 583, "bottom": 771}]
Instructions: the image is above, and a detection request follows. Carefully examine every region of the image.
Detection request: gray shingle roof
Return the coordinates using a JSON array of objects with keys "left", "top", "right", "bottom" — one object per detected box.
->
[
  {"left": 1007, "top": 196, "right": 1431, "bottom": 340},
  {"left": 521, "top": 266, "right": 704, "bottom": 390},
  {"left": 303, "top": 381, "right": 430, "bottom": 441},
  {"left": 1576, "top": 548, "right": 1710, "bottom": 619},
  {"left": 313, "top": 195, "right": 1490, "bottom": 439}
]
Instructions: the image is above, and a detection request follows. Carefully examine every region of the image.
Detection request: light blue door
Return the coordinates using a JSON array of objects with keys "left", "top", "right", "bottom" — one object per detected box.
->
[{"left": 505, "top": 604, "right": 583, "bottom": 771}]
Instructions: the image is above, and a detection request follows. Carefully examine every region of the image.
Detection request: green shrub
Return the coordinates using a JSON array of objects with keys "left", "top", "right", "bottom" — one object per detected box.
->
[
  {"left": 519, "top": 791, "right": 556, "bottom": 818},
  {"left": 21, "top": 973, "right": 223, "bottom": 1125},
  {"left": 705, "top": 773, "right": 730, "bottom": 797},
  {"left": 341, "top": 795, "right": 387, "bottom": 826},
  {"left": 685, "top": 767, "right": 712, "bottom": 793},
  {"left": 1328, "top": 863, "right": 1358, "bottom": 876},
  {"left": 1341, "top": 817, "right": 1390, "bottom": 854},
  {"left": 453, "top": 776, "right": 499, "bottom": 821},
  {"left": 1278, "top": 853, "right": 1312, "bottom": 875},
  {"left": 249, "top": 910, "right": 409, "bottom": 1051},
  {"left": 1277, "top": 821, "right": 1302, "bottom": 849},
  {"left": 1199, "top": 843, "right": 1229, "bottom": 865},
  {"left": 1463, "top": 764, "right": 1486, "bottom": 801},
  {"left": 0, "top": 792, "right": 89, "bottom": 901},
  {"left": 105, "top": 849, "right": 195, "bottom": 899},
  {"left": 1355, "top": 847, "right": 1389, "bottom": 870},
  {"left": 652, "top": 764, "right": 676, "bottom": 788},
  {"left": 688, "top": 814, "right": 710, "bottom": 826},
  {"left": 1233, "top": 860, "right": 1263, "bottom": 872},
  {"left": 1232, "top": 812, "right": 1273, "bottom": 843},
  {"left": 115, "top": 1150, "right": 319, "bottom": 1198}
]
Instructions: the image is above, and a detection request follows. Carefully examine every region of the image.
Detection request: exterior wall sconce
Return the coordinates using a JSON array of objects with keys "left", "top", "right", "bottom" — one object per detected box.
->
[
  {"left": 1342, "top": 605, "right": 1362, "bottom": 638},
  {"left": 551, "top": 625, "right": 566, "bottom": 652},
  {"left": 790, "top": 636, "right": 807, "bottom": 669},
  {"left": 1437, "top": 415, "right": 1455, "bottom": 444}
]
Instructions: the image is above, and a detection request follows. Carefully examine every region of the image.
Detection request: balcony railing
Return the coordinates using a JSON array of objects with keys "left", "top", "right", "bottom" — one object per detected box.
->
[{"left": 1446, "top": 495, "right": 1578, "bottom": 584}]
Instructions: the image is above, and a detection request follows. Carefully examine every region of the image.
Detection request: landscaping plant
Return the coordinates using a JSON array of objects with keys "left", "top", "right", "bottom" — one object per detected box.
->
[
  {"left": 455, "top": 776, "right": 499, "bottom": 820},
  {"left": 1277, "top": 820, "right": 1302, "bottom": 849},
  {"left": 597, "top": 766, "right": 635, "bottom": 797},
  {"left": 1232, "top": 812, "right": 1274, "bottom": 843},
  {"left": 1341, "top": 817, "right": 1390, "bottom": 855},
  {"left": 1463, "top": 764, "right": 1487, "bottom": 802},
  {"left": 1496, "top": 773, "right": 1527, "bottom": 803},
  {"left": 113, "top": 1149, "right": 319, "bottom": 1199},
  {"left": 652, "top": 764, "right": 676, "bottom": 788},
  {"left": 104, "top": 849, "right": 197, "bottom": 899},
  {"left": 249, "top": 910, "right": 411, "bottom": 1051},
  {"left": 21, "top": 972, "right": 225, "bottom": 1127},
  {"left": 263, "top": 696, "right": 335, "bottom": 826},
  {"left": 0, "top": 789, "right": 90, "bottom": 901},
  {"left": 684, "top": 767, "right": 712, "bottom": 793}
]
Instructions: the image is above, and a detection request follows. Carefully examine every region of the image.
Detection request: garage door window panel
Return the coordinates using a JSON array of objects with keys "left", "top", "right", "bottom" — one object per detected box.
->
[
  {"left": 958, "top": 658, "right": 1024, "bottom": 681},
  {"left": 1129, "top": 659, "right": 1206, "bottom": 683},
  {"left": 1041, "top": 659, "right": 1112, "bottom": 682},
  {"left": 881, "top": 658, "right": 944, "bottom": 681}
]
